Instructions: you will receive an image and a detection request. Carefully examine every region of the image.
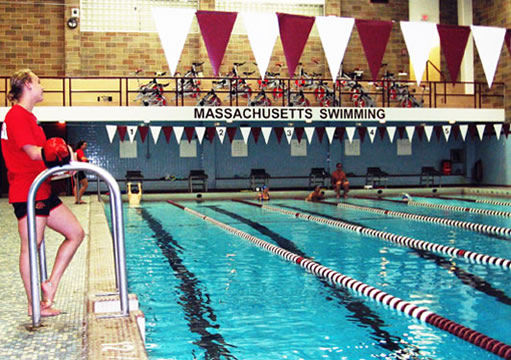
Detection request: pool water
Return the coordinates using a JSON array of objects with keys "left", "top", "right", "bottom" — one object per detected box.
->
[{"left": 114, "top": 197, "right": 511, "bottom": 360}]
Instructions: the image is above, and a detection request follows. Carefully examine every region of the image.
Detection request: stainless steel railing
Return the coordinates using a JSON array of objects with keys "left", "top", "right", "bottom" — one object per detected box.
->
[{"left": 27, "top": 161, "right": 129, "bottom": 327}]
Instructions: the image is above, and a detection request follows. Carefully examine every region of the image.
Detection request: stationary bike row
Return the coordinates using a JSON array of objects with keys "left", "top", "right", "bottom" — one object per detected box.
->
[{"left": 133, "top": 69, "right": 169, "bottom": 106}]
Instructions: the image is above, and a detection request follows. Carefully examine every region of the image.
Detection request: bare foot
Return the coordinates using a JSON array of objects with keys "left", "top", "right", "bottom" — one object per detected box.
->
[
  {"left": 29, "top": 303, "right": 61, "bottom": 317},
  {"left": 42, "top": 280, "right": 57, "bottom": 308}
]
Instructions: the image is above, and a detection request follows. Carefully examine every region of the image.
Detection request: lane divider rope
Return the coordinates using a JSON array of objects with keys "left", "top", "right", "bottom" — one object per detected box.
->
[
  {"left": 167, "top": 200, "right": 511, "bottom": 359},
  {"left": 407, "top": 200, "right": 511, "bottom": 218},
  {"left": 416, "top": 194, "right": 511, "bottom": 207}
]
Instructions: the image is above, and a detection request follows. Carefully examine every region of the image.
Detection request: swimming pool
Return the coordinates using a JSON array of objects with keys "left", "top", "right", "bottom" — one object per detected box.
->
[{"left": 116, "top": 196, "right": 511, "bottom": 359}]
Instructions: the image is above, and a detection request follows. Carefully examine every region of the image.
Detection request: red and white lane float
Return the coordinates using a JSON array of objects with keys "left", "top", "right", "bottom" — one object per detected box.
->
[
  {"left": 167, "top": 200, "right": 511, "bottom": 359},
  {"left": 408, "top": 200, "right": 511, "bottom": 218}
]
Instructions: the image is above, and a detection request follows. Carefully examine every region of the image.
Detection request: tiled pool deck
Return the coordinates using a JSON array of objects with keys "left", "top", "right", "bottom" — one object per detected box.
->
[{"left": 1, "top": 186, "right": 511, "bottom": 360}]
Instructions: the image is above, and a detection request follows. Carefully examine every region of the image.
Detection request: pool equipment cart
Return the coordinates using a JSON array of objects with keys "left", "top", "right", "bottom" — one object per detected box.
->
[{"left": 27, "top": 161, "right": 129, "bottom": 327}]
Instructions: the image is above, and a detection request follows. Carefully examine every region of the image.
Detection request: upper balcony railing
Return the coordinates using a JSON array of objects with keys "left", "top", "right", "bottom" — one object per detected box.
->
[{"left": 0, "top": 75, "right": 505, "bottom": 109}]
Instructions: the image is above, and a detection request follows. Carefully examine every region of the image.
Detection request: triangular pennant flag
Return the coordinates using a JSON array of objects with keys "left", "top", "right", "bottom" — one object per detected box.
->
[
  {"left": 397, "top": 126, "right": 405, "bottom": 139},
  {"left": 358, "top": 127, "right": 366, "bottom": 143},
  {"left": 227, "top": 127, "right": 237, "bottom": 143},
  {"left": 195, "top": 126, "right": 206, "bottom": 144},
  {"left": 240, "top": 127, "right": 251, "bottom": 144},
  {"left": 127, "top": 125, "right": 137, "bottom": 143},
  {"left": 163, "top": 126, "right": 172, "bottom": 143},
  {"left": 206, "top": 127, "right": 216, "bottom": 143},
  {"left": 261, "top": 127, "right": 272, "bottom": 144},
  {"left": 174, "top": 126, "right": 184, "bottom": 144},
  {"left": 424, "top": 125, "right": 433, "bottom": 142},
  {"left": 196, "top": 10, "right": 237, "bottom": 76},
  {"left": 305, "top": 127, "right": 315, "bottom": 144},
  {"left": 346, "top": 127, "right": 356, "bottom": 143},
  {"left": 386, "top": 126, "right": 396, "bottom": 143},
  {"left": 150, "top": 126, "right": 161, "bottom": 144},
  {"left": 152, "top": 7, "right": 195, "bottom": 76},
  {"left": 442, "top": 125, "right": 451, "bottom": 142},
  {"left": 295, "top": 127, "right": 304, "bottom": 143},
  {"left": 378, "top": 127, "right": 386, "bottom": 140},
  {"left": 405, "top": 126, "right": 415, "bottom": 142},
  {"left": 251, "top": 127, "right": 261, "bottom": 143},
  {"left": 471, "top": 25, "right": 506, "bottom": 88},
  {"left": 284, "top": 127, "right": 294, "bottom": 144},
  {"left": 277, "top": 13, "right": 315, "bottom": 77},
  {"left": 459, "top": 124, "right": 468, "bottom": 141},
  {"left": 216, "top": 126, "right": 226, "bottom": 144},
  {"left": 434, "top": 126, "right": 442, "bottom": 141},
  {"left": 325, "top": 127, "right": 336, "bottom": 144},
  {"left": 469, "top": 124, "right": 477, "bottom": 139},
  {"left": 506, "top": 29, "right": 511, "bottom": 58},
  {"left": 106, "top": 125, "right": 117, "bottom": 143},
  {"left": 400, "top": 21, "right": 437, "bottom": 85},
  {"left": 437, "top": 24, "right": 470, "bottom": 84},
  {"left": 476, "top": 124, "right": 486, "bottom": 141},
  {"left": 452, "top": 125, "right": 459, "bottom": 140},
  {"left": 416, "top": 125, "right": 424, "bottom": 142},
  {"left": 274, "top": 127, "right": 284, "bottom": 144},
  {"left": 336, "top": 127, "right": 345, "bottom": 143},
  {"left": 138, "top": 126, "right": 149, "bottom": 143},
  {"left": 486, "top": 123, "right": 494, "bottom": 138},
  {"left": 494, "top": 123, "right": 502, "bottom": 140},
  {"left": 367, "top": 126, "right": 377, "bottom": 143},
  {"left": 117, "top": 126, "right": 127, "bottom": 142},
  {"left": 355, "top": 19, "right": 393, "bottom": 80},
  {"left": 185, "top": 127, "right": 195, "bottom": 143},
  {"left": 503, "top": 123, "right": 510, "bottom": 138},
  {"left": 242, "top": 12, "right": 278, "bottom": 78},
  {"left": 316, "top": 16, "right": 354, "bottom": 82},
  {"left": 316, "top": 127, "right": 325, "bottom": 143}
]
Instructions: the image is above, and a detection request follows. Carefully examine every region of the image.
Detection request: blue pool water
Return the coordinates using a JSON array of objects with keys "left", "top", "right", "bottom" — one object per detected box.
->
[{"left": 115, "top": 197, "right": 511, "bottom": 360}]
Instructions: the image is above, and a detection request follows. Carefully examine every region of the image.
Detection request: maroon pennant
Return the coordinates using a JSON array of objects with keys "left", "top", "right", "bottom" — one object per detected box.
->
[
  {"left": 355, "top": 19, "right": 393, "bottom": 81},
  {"left": 227, "top": 127, "right": 237, "bottom": 143},
  {"left": 434, "top": 126, "right": 442, "bottom": 141},
  {"left": 378, "top": 127, "right": 386, "bottom": 140},
  {"left": 416, "top": 125, "right": 424, "bottom": 142},
  {"left": 117, "top": 126, "right": 127, "bottom": 142},
  {"left": 469, "top": 124, "right": 477, "bottom": 139},
  {"left": 295, "top": 127, "right": 304, "bottom": 143},
  {"left": 196, "top": 11, "right": 237, "bottom": 76},
  {"left": 452, "top": 125, "right": 459, "bottom": 140},
  {"left": 485, "top": 124, "right": 494, "bottom": 138},
  {"left": 505, "top": 29, "right": 511, "bottom": 58},
  {"left": 163, "top": 126, "right": 173, "bottom": 143},
  {"left": 206, "top": 127, "right": 216, "bottom": 143},
  {"left": 184, "top": 127, "right": 195, "bottom": 143},
  {"left": 251, "top": 127, "right": 261, "bottom": 143},
  {"left": 277, "top": 13, "right": 315, "bottom": 77},
  {"left": 274, "top": 127, "right": 284, "bottom": 144},
  {"left": 503, "top": 123, "right": 510, "bottom": 138},
  {"left": 357, "top": 127, "right": 366, "bottom": 143},
  {"left": 336, "top": 127, "right": 345, "bottom": 143},
  {"left": 138, "top": 126, "right": 148, "bottom": 143},
  {"left": 316, "top": 127, "right": 325, "bottom": 143},
  {"left": 437, "top": 24, "right": 470, "bottom": 84},
  {"left": 397, "top": 126, "right": 405, "bottom": 139}
]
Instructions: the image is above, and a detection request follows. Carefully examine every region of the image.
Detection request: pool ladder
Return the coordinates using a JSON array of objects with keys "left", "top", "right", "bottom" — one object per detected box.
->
[{"left": 27, "top": 161, "right": 129, "bottom": 327}]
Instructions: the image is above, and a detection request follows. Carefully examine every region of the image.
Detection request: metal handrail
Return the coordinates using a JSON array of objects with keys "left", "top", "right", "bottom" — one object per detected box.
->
[{"left": 27, "top": 162, "right": 129, "bottom": 327}]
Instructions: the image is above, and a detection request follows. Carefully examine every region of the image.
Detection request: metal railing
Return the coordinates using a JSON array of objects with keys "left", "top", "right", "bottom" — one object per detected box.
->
[{"left": 27, "top": 162, "right": 129, "bottom": 327}]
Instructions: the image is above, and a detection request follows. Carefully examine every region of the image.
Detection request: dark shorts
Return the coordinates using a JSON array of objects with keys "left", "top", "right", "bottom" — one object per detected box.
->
[
  {"left": 77, "top": 171, "right": 87, "bottom": 181},
  {"left": 12, "top": 193, "right": 63, "bottom": 220}
]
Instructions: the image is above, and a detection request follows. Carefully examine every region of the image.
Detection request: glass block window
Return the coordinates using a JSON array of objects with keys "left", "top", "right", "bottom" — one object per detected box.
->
[{"left": 80, "top": 0, "right": 199, "bottom": 32}]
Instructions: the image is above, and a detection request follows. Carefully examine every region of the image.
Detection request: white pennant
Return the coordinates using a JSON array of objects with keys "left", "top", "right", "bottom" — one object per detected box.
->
[
  {"left": 284, "top": 127, "right": 294, "bottom": 144},
  {"left": 346, "top": 127, "right": 356, "bottom": 143},
  {"left": 174, "top": 126, "right": 184, "bottom": 144},
  {"left": 471, "top": 25, "right": 506, "bottom": 88},
  {"left": 386, "top": 126, "right": 396, "bottom": 143},
  {"left": 405, "top": 126, "right": 415, "bottom": 142},
  {"left": 400, "top": 21, "right": 437, "bottom": 85},
  {"left": 152, "top": 8, "right": 195, "bottom": 76},
  {"left": 442, "top": 125, "right": 451, "bottom": 142},
  {"left": 150, "top": 126, "right": 161, "bottom": 144},
  {"left": 494, "top": 123, "right": 502, "bottom": 140},
  {"left": 261, "top": 127, "right": 272, "bottom": 144},
  {"left": 325, "top": 127, "right": 336, "bottom": 144},
  {"left": 305, "top": 127, "right": 315, "bottom": 144},
  {"left": 459, "top": 124, "right": 468, "bottom": 142},
  {"left": 316, "top": 16, "right": 354, "bottom": 82},
  {"left": 216, "top": 127, "right": 226, "bottom": 144},
  {"left": 367, "top": 126, "right": 377, "bottom": 143},
  {"left": 240, "top": 127, "right": 251, "bottom": 144},
  {"left": 476, "top": 124, "right": 485, "bottom": 141},
  {"left": 106, "top": 125, "right": 117, "bottom": 143},
  {"left": 127, "top": 125, "right": 137, "bottom": 143},
  {"left": 195, "top": 126, "right": 206, "bottom": 144},
  {"left": 242, "top": 12, "right": 279, "bottom": 78},
  {"left": 424, "top": 125, "right": 433, "bottom": 142}
]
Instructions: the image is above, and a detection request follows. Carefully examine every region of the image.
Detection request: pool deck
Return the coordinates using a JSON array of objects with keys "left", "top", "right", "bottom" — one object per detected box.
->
[{"left": 1, "top": 185, "right": 510, "bottom": 360}]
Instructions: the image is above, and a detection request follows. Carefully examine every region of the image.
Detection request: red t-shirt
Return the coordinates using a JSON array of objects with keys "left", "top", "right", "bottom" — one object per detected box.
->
[
  {"left": 1, "top": 104, "right": 51, "bottom": 202},
  {"left": 76, "top": 149, "right": 86, "bottom": 162}
]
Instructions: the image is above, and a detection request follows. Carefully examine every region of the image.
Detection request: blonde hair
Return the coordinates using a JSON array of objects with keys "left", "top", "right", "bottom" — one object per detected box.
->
[{"left": 8, "top": 69, "right": 33, "bottom": 102}]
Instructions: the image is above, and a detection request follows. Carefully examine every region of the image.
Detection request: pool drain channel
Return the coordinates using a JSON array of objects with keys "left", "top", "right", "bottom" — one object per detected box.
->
[{"left": 168, "top": 200, "right": 511, "bottom": 359}]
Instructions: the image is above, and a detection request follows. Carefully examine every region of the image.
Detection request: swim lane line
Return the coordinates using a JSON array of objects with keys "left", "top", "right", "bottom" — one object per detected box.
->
[
  {"left": 418, "top": 195, "right": 511, "bottom": 207},
  {"left": 167, "top": 200, "right": 511, "bottom": 359},
  {"left": 408, "top": 199, "right": 511, "bottom": 218}
]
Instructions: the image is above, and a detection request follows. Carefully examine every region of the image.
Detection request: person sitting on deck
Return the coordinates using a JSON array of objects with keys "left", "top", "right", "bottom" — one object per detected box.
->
[
  {"left": 331, "top": 162, "right": 350, "bottom": 199},
  {"left": 305, "top": 185, "right": 325, "bottom": 202}
]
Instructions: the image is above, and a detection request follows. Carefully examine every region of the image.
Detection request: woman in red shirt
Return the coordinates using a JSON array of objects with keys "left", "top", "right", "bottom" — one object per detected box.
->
[
  {"left": 1, "top": 69, "right": 84, "bottom": 317},
  {"left": 74, "top": 140, "right": 89, "bottom": 204}
]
